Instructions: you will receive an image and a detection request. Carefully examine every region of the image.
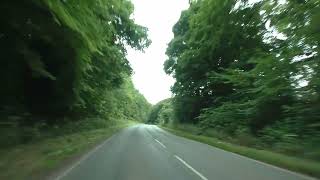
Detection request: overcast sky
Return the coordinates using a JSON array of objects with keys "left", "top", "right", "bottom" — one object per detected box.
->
[{"left": 126, "top": 0, "right": 189, "bottom": 104}]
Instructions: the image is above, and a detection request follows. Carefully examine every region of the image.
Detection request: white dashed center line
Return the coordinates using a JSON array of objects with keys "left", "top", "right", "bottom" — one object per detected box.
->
[
  {"left": 154, "top": 139, "right": 166, "bottom": 149},
  {"left": 174, "top": 155, "right": 208, "bottom": 180}
]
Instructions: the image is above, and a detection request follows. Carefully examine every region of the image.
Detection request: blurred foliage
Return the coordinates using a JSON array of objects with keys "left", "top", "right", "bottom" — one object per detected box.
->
[
  {"left": 0, "top": 0, "right": 151, "bottom": 146},
  {"left": 147, "top": 99, "right": 175, "bottom": 125},
  {"left": 164, "top": 0, "right": 320, "bottom": 159}
]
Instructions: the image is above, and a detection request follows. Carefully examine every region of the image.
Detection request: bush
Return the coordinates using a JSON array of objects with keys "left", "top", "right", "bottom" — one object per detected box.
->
[{"left": 20, "top": 126, "right": 41, "bottom": 144}]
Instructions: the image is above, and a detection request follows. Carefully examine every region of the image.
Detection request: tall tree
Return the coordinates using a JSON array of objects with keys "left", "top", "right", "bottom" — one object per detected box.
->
[
  {"left": 165, "top": 0, "right": 320, "bottom": 144},
  {"left": 0, "top": 0, "right": 151, "bottom": 123}
]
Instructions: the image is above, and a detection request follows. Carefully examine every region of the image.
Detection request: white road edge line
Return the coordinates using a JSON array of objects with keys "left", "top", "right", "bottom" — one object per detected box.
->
[
  {"left": 154, "top": 139, "right": 166, "bottom": 149},
  {"left": 231, "top": 152, "right": 317, "bottom": 180},
  {"left": 174, "top": 155, "right": 208, "bottom": 180},
  {"left": 55, "top": 134, "right": 117, "bottom": 180},
  {"left": 211, "top": 147, "right": 317, "bottom": 180},
  {"left": 158, "top": 126, "right": 316, "bottom": 180}
]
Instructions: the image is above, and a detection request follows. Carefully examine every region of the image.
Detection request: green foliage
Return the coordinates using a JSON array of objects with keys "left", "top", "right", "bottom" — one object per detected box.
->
[
  {"left": 163, "top": 126, "right": 320, "bottom": 178},
  {"left": 147, "top": 99, "right": 175, "bottom": 125},
  {"left": 0, "top": 0, "right": 150, "bottom": 118},
  {"left": 0, "top": 0, "right": 151, "bottom": 146},
  {"left": 165, "top": 0, "right": 320, "bottom": 159},
  {"left": 0, "top": 120, "right": 133, "bottom": 180}
]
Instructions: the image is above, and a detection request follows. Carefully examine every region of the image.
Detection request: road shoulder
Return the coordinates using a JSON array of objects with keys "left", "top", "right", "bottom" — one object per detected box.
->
[
  {"left": 0, "top": 121, "right": 136, "bottom": 180},
  {"left": 160, "top": 126, "right": 320, "bottom": 179}
]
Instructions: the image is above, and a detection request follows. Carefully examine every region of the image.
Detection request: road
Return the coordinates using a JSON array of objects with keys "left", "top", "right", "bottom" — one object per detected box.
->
[{"left": 57, "top": 124, "right": 315, "bottom": 180}]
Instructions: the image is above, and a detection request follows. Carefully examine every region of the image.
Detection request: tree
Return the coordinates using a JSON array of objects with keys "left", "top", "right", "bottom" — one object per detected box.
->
[
  {"left": 165, "top": 0, "right": 320, "bottom": 148},
  {"left": 0, "top": 0, "right": 151, "bottom": 124}
]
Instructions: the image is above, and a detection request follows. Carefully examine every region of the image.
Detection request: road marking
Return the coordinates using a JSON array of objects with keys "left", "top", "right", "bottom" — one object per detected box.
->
[
  {"left": 55, "top": 134, "right": 117, "bottom": 180},
  {"left": 154, "top": 139, "right": 166, "bottom": 149},
  {"left": 174, "top": 155, "right": 208, "bottom": 180},
  {"left": 224, "top": 150, "right": 317, "bottom": 180},
  {"left": 205, "top": 146, "right": 317, "bottom": 180},
  {"left": 158, "top": 126, "right": 315, "bottom": 180}
]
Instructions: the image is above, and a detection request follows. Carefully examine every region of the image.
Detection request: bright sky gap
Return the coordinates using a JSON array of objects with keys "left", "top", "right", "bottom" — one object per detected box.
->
[{"left": 127, "top": 0, "right": 189, "bottom": 104}]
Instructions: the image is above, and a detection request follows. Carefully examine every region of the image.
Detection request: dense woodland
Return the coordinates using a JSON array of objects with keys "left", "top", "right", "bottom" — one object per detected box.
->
[
  {"left": 148, "top": 98, "right": 174, "bottom": 125},
  {"left": 1, "top": 0, "right": 319, "bottom": 162},
  {"left": 0, "top": 0, "right": 151, "bottom": 145},
  {"left": 149, "top": 0, "right": 320, "bottom": 160}
]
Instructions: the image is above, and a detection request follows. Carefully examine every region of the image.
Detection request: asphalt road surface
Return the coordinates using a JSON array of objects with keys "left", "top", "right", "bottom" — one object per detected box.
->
[{"left": 57, "top": 124, "right": 316, "bottom": 180}]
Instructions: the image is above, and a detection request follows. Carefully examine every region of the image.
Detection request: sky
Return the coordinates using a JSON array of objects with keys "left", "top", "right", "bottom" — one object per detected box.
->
[{"left": 126, "top": 0, "right": 189, "bottom": 104}]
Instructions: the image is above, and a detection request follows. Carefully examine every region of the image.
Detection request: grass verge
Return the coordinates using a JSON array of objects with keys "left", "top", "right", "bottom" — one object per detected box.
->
[
  {"left": 161, "top": 126, "right": 320, "bottom": 179},
  {"left": 0, "top": 120, "right": 137, "bottom": 180}
]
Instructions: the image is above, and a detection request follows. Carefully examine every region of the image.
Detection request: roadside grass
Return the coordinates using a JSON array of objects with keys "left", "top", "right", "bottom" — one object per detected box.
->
[
  {"left": 0, "top": 120, "right": 137, "bottom": 180},
  {"left": 161, "top": 126, "right": 320, "bottom": 179}
]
